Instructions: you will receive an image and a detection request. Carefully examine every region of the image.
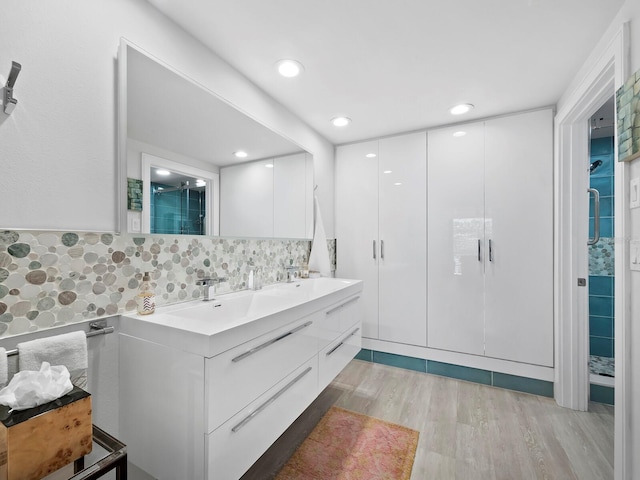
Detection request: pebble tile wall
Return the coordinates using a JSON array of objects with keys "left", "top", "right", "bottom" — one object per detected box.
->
[{"left": 0, "top": 230, "right": 336, "bottom": 338}]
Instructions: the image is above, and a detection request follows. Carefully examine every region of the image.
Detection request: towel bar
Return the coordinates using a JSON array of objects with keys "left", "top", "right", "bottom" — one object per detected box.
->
[{"left": 4, "top": 321, "right": 115, "bottom": 357}]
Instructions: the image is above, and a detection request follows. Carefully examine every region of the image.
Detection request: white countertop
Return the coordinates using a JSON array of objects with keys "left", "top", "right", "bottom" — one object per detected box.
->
[{"left": 120, "top": 277, "right": 363, "bottom": 357}]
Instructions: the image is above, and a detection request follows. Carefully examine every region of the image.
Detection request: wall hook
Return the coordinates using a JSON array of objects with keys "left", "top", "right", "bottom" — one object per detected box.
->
[{"left": 3, "top": 61, "right": 22, "bottom": 115}]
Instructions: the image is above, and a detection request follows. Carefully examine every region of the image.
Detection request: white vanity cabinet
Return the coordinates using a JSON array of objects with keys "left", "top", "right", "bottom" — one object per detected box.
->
[
  {"left": 335, "top": 131, "right": 427, "bottom": 346},
  {"left": 119, "top": 278, "right": 362, "bottom": 480}
]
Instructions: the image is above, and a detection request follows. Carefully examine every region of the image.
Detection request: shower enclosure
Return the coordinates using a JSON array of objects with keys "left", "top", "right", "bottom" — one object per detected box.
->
[
  {"left": 587, "top": 98, "right": 615, "bottom": 405},
  {"left": 150, "top": 180, "right": 206, "bottom": 235}
]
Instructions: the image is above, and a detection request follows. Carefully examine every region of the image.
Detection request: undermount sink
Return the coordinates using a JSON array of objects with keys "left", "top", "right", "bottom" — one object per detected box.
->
[{"left": 164, "top": 290, "right": 293, "bottom": 324}]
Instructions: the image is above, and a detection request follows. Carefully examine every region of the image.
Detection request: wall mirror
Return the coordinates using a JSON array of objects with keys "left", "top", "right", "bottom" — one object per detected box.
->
[{"left": 118, "top": 39, "right": 314, "bottom": 239}]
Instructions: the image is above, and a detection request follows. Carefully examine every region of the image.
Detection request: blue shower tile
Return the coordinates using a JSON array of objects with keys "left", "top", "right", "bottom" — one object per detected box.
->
[
  {"left": 589, "top": 217, "right": 613, "bottom": 239},
  {"left": 492, "top": 372, "right": 553, "bottom": 398},
  {"left": 590, "top": 336, "right": 614, "bottom": 357},
  {"left": 354, "top": 348, "right": 373, "bottom": 362},
  {"left": 588, "top": 276, "right": 614, "bottom": 296},
  {"left": 589, "top": 196, "right": 613, "bottom": 218},
  {"left": 372, "top": 351, "right": 426, "bottom": 373},
  {"left": 591, "top": 137, "right": 614, "bottom": 156},
  {"left": 589, "top": 176, "right": 614, "bottom": 197},
  {"left": 589, "top": 296, "right": 613, "bottom": 317},
  {"left": 599, "top": 218, "right": 614, "bottom": 237},
  {"left": 427, "top": 360, "right": 491, "bottom": 385},
  {"left": 589, "top": 156, "right": 614, "bottom": 177},
  {"left": 589, "top": 316, "right": 613, "bottom": 338},
  {"left": 590, "top": 384, "right": 615, "bottom": 405}
]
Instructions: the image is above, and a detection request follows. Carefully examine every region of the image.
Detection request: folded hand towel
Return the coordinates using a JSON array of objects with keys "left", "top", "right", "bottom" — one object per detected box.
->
[
  {"left": 18, "top": 331, "right": 88, "bottom": 389},
  {"left": 0, "top": 348, "right": 7, "bottom": 388},
  {"left": 308, "top": 195, "right": 331, "bottom": 277}
]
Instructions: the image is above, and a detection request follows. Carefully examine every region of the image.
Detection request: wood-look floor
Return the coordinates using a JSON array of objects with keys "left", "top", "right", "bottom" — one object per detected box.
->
[{"left": 243, "top": 359, "right": 614, "bottom": 480}]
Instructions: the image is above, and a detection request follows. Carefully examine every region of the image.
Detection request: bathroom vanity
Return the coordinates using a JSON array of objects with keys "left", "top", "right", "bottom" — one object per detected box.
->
[{"left": 119, "top": 277, "right": 363, "bottom": 480}]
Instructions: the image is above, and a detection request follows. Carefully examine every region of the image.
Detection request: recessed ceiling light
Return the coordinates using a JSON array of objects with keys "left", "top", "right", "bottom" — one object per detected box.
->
[
  {"left": 383, "top": 170, "right": 392, "bottom": 174},
  {"left": 453, "top": 131, "right": 467, "bottom": 137},
  {"left": 450, "top": 104, "right": 474, "bottom": 115},
  {"left": 331, "top": 116, "right": 351, "bottom": 127},
  {"left": 265, "top": 163, "right": 274, "bottom": 168},
  {"left": 234, "top": 151, "right": 248, "bottom": 158},
  {"left": 394, "top": 182, "right": 403, "bottom": 186},
  {"left": 365, "top": 153, "right": 377, "bottom": 158},
  {"left": 276, "top": 59, "right": 304, "bottom": 78},
  {"left": 156, "top": 169, "right": 171, "bottom": 176}
]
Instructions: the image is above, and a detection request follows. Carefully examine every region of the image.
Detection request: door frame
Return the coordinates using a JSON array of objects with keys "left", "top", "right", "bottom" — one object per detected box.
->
[{"left": 554, "top": 23, "right": 629, "bottom": 479}]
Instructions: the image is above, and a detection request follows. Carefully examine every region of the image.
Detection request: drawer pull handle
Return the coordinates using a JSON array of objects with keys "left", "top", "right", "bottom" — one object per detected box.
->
[
  {"left": 326, "top": 328, "right": 360, "bottom": 356},
  {"left": 325, "top": 296, "right": 360, "bottom": 316},
  {"left": 231, "top": 366, "right": 313, "bottom": 433},
  {"left": 231, "top": 321, "right": 313, "bottom": 363}
]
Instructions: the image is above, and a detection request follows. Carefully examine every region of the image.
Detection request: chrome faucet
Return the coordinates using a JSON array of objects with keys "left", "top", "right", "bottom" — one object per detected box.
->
[
  {"left": 196, "top": 277, "right": 227, "bottom": 301},
  {"left": 285, "top": 266, "right": 301, "bottom": 283},
  {"left": 249, "top": 266, "right": 263, "bottom": 290}
]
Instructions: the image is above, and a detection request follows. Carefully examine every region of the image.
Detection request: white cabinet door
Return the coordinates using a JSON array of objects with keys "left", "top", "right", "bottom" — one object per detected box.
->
[
  {"left": 427, "top": 123, "right": 486, "bottom": 355},
  {"left": 378, "top": 132, "right": 427, "bottom": 346},
  {"left": 336, "top": 141, "right": 380, "bottom": 339},
  {"left": 483, "top": 109, "right": 553, "bottom": 366},
  {"left": 273, "top": 153, "right": 310, "bottom": 239},
  {"left": 220, "top": 161, "right": 274, "bottom": 237}
]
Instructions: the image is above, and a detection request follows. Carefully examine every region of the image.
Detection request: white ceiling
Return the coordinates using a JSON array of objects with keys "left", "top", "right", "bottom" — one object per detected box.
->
[{"left": 146, "top": 0, "right": 624, "bottom": 145}]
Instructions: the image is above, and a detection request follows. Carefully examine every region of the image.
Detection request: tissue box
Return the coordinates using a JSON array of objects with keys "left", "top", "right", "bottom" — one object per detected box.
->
[{"left": 0, "top": 386, "right": 92, "bottom": 480}]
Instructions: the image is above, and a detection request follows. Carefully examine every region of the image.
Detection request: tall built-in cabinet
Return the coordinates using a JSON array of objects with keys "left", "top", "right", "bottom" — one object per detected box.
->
[
  {"left": 427, "top": 109, "right": 553, "bottom": 367},
  {"left": 336, "top": 109, "right": 553, "bottom": 371},
  {"left": 336, "top": 132, "right": 427, "bottom": 346}
]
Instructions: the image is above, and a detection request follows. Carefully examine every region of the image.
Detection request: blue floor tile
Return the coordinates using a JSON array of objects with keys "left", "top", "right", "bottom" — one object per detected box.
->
[
  {"left": 590, "top": 384, "right": 615, "bottom": 405},
  {"left": 354, "top": 348, "right": 373, "bottom": 362},
  {"left": 493, "top": 372, "right": 554, "bottom": 398},
  {"left": 372, "top": 351, "right": 426, "bottom": 373},
  {"left": 427, "top": 360, "right": 491, "bottom": 385}
]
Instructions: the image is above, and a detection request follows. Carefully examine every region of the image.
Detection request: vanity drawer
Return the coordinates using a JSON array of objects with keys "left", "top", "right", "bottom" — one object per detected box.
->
[
  {"left": 206, "top": 358, "right": 318, "bottom": 480},
  {"left": 317, "top": 295, "right": 362, "bottom": 350},
  {"left": 205, "top": 313, "right": 320, "bottom": 432},
  {"left": 318, "top": 322, "right": 362, "bottom": 391}
]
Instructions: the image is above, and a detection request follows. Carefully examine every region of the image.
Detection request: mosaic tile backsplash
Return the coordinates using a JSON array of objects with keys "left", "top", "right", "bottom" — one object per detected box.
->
[{"left": 0, "top": 230, "right": 336, "bottom": 338}]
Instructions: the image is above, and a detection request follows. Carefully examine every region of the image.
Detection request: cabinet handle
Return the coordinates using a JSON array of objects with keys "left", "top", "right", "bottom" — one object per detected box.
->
[
  {"left": 373, "top": 240, "right": 377, "bottom": 260},
  {"left": 231, "top": 366, "right": 313, "bottom": 433},
  {"left": 231, "top": 321, "right": 313, "bottom": 363},
  {"left": 326, "top": 328, "right": 360, "bottom": 356},
  {"left": 381, "top": 240, "right": 385, "bottom": 260},
  {"left": 325, "top": 296, "right": 360, "bottom": 316},
  {"left": 477, "top": 239, "right": 481, "bottom": 262},
  {"left": 489, "top": 239, "right": 493, "bottom": 262}
]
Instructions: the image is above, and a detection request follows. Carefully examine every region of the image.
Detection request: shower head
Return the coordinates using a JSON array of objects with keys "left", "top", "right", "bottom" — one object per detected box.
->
[{"left": 590, "top": 160, "right": 603, "bottom": 174}]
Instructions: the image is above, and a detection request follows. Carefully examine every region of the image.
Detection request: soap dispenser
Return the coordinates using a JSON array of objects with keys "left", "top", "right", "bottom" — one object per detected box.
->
[{"left": 136, "top": 271, "right": 156, "bottom": 315}]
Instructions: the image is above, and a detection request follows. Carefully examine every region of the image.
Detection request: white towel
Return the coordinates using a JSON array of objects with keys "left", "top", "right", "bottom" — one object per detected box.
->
[
  {"left": 308, "top": 195, "right": 332, "bottom": 277},
  {"left": 17, "top": 331, "right": 88, "bottom": 389},
  {"left": 0, "top": 348, "right": 7, "bottom": 387}
]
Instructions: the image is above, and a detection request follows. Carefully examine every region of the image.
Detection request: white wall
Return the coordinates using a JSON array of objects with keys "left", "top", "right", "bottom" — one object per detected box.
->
[
  {"left": 0, "top": 0, "right": 334, "bottom": 235},
  {"left": 0, "top": 0, "right": 334, "bottom": 448},
  {"left": 560, "top": 1, "right": 640, "bottom": 478}
]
